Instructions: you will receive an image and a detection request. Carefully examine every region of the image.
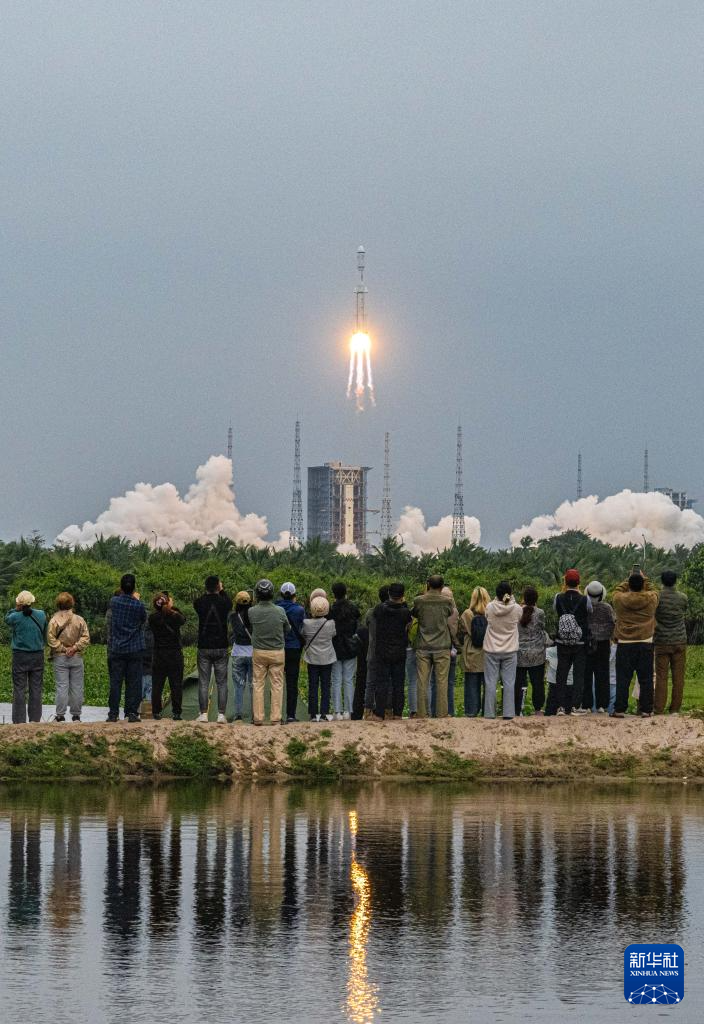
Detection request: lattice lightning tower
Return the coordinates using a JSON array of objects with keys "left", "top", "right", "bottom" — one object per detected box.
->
[
  {"left": 577, "top": 450, "right": 583, "bottom": 499},
  {"left": 290, "top": 420, "right": 304, "bottom": 546},
  {"left": 381, "top": 432, "right": 392, "bottom": 539},
  {"left": 644, "top": 447, "right": 649, "bottom": 493},
  {"left": 227, "top": 423, "right": 233, "bottom": 461},
  {"left": 452, "top": 425, "right": 465, "bottom": 543}
]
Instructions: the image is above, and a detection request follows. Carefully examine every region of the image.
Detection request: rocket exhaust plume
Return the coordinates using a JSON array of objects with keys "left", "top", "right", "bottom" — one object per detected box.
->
[
  {"left": 346, "top": 245, "right": 375, "bottom": 411},
  {"left": 347, "top": 331, "right": 375, "bottom": 411}
]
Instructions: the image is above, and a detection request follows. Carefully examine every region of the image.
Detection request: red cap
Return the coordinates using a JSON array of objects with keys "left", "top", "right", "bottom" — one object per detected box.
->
[{"left": 565, "top": 569, "right": 580, "bottom": 585}]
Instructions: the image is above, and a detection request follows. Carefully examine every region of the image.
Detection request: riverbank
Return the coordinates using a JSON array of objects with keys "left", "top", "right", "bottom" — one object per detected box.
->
[{"left": 0, "top": 715, "right": 703, "bottom": 782}]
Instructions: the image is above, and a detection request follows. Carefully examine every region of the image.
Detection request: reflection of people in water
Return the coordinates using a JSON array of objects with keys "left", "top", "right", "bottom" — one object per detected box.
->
[
  {"left": 48, "top": 815, "right": 82, "bottom": 933},
  {"left": 8, "top": 811, "right": 42, "bottom": 930}
]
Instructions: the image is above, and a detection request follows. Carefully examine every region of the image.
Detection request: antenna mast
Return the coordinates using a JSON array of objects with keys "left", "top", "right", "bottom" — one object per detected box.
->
[
  {"left": 289, "top": 419, "right": 304, "bottom": 547},
  {"left": 577, "top": 450, "right": 583, "bottom": 500},
  {"left": 381, "top": 432, "right": 392, "bottom": 540},
  {"left": 452, "top": 425, "right": 465, "bottom": 543}
]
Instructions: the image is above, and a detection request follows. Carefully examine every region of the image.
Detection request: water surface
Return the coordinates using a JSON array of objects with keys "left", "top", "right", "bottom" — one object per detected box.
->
[{"left": 0, "top": 782, "right": 699, "bottom": 1023}]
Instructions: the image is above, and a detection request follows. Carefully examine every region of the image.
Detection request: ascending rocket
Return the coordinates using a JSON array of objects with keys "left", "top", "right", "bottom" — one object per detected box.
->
[{"left": 346, "top": 245, "right": 375, "bottom": 411}]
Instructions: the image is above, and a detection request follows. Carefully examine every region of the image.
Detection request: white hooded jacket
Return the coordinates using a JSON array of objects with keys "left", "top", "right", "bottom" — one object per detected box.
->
[{"left": 484, "top": 596, "right": 522, "bottom": 655}]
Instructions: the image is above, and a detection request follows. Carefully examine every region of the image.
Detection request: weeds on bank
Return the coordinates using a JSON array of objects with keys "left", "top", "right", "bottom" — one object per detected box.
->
[
  {"left": 164, "top": 731, "right": 231, "bottom": 779},
  {"left": 0, "top": 732, "right": 155, "bottom": 780},
  {"left": 285, "top": 736, "right": 363, "bottom": 781}
]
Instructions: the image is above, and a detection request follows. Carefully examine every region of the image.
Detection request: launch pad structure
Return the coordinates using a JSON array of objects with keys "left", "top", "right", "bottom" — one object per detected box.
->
[{"left": 307, "top": 462, "right": 370, "bottom": 551}]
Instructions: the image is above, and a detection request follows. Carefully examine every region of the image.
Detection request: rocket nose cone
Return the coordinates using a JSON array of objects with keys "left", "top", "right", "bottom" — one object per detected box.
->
[{"left": 357, "top": 245, "right": 365, "bottom": 253}]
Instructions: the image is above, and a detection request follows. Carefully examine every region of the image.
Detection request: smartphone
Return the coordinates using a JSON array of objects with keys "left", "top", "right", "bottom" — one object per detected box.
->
[{"left": 632, "top": 563, "right": 641, "bottom": 574}]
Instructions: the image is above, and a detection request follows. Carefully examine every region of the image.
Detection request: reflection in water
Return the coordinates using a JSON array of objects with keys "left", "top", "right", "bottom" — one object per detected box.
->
[
  {"left": 347, "top": 811, "right": 378, "bottom": 1024},
  {"left": 0, "top": 783, "right": 701, "bottom": 1023}
]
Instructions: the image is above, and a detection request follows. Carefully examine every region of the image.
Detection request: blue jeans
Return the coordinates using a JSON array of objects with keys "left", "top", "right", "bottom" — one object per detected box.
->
[
  {"left": 108, "top": 652, "right": 143, "bottom": 718},
  {"left": 332, "top": 658, "right": 356, "bottom": 715},
  {"left": 464, "top": 672, "right": 484, "bottom": 717},
  {"left": 142, "top": 673, "right": 152, "bottom": 700},
  {"left": 406, "top": 648, "right": 418, "bottom": 713},
  {"left": 232, "top": 656, "right": 253, "bottom": 716},
  {"left": 430, "top": 654, "right": 456, "bottom": 717}
]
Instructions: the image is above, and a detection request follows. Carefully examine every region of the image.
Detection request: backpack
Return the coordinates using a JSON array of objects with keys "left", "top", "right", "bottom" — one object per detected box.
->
[
  {"left": 557, "top": 613, "right": 583, "bottom": 645},
  {"left": 470, "top": 613, "right": 487, "bottom": 649}
]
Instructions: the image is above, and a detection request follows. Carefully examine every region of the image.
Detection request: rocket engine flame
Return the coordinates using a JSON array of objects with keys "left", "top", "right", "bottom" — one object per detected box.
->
[{"left": 347, "top": 332, "right": 375, "bottom": 411}]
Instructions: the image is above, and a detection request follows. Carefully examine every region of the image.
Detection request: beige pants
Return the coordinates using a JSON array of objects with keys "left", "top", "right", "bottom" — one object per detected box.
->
[
  {"left": 416, "top": 649, "right": 451, "bottom": 717},
  {"left": 252, "top": 649, "right": 285, "bottom": 723}
]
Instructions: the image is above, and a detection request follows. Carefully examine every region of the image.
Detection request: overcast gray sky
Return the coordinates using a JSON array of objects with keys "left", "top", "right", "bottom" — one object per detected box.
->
[{"left": 2, "top": 0, "right": 703, "bottom": 548}]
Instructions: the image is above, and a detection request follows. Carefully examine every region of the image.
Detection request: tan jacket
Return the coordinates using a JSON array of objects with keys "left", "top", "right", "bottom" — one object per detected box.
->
[
  {"left": 457, "top": 609, "right": 485, "bottom": 673},
  {"left": 612, "top": 580, "right": 659, "bottom": 642},
  {"left": 48, "top": 610, "right": 90, "bottom": 657}
]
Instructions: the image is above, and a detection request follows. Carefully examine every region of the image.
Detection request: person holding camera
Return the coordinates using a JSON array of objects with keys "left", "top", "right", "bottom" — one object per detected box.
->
[
  {"left": 612, "top": 569, "right": 659, "bottom": 718},
  {"left": 149, "top": 592, "right": 186, "bottom": 720}
]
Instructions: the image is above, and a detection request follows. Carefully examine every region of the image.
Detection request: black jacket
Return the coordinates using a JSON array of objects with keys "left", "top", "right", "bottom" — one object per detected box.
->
[
  {"left": 148, "top": 608, "right": 185, "bottom": 651},
  {"left": 330, "top": 598, "right": 361, "bottom": 660},
  {"left": 373, "top": 601, "right": 412, "bottom": 662},
  {"left": 193, "top": 592, "right": 233, "bottom": 649},
  {"left": 228, "top": 607, "right": 252, "bottom": 647},
  {"left": 555, "top": 590, "right": 590, "bottom": 643}
]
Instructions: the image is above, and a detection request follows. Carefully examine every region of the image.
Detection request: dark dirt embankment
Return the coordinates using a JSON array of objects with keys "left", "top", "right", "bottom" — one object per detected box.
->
[{"left": 0, "top": 716, "right": 703, "bottom": 783}]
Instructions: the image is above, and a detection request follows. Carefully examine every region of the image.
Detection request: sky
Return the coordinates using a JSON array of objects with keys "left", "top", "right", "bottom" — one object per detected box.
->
[{"left": 2, "top": 0, "right": 703, "bottom": 549}]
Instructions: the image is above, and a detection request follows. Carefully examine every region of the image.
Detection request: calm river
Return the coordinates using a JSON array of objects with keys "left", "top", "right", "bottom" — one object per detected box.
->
[{"left": 0, "top": 782, "right": 700, "bottom": 1023}]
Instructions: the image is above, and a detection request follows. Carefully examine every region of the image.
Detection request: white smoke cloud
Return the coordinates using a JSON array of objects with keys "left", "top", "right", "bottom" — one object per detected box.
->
[
  {"left": 56, "top": 455, "right": 290, "bottom": 550},
  {"left": 336, "top": 542, "right": 359, "bottom": 556},
  {"left": 510, "top": 490, "right": 704, "bottom": 550},
  {"left": 395, "top": 506, "right": 481, "bottom": 556}
]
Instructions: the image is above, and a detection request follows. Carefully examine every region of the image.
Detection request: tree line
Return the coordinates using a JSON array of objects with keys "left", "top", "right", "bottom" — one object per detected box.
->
[{"left": 1, "top": 530, "right": 703, "bottom": 646}]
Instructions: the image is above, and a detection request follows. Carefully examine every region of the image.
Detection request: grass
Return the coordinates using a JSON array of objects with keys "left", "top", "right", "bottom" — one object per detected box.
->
[
  {"left": 0, "top": 727, "right": 234, "bottom": 781},
  {"left": 284, "top": 735, "right": 364, "bottom": 781},
  {"left": 0, "top": 732, "right": 155, "bottom": 780},
  {"left": 164, "top": 731, "right": 231, "bottom": 779}
]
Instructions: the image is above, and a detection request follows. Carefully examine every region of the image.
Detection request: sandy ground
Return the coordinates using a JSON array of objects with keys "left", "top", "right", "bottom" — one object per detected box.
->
[{"left": 2, "top": 714, "right": 704, "bottom": 780}]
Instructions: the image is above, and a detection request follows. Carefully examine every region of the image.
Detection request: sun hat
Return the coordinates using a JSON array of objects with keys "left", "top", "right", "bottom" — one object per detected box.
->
[
  {"left": 310, "top": 596, "right": 330, "bottom": 618},
  {"left": 310, "top": 588, "right": 327, "bottom": 601},
  {"left": 586, "top": 580, "right": 605, "bottom": 601},
  {"left": 235, "top": 591, "right": 252, "bottom": 604},
  {"left": 15, "top": 591, "right": 36, "bottom": 606}
]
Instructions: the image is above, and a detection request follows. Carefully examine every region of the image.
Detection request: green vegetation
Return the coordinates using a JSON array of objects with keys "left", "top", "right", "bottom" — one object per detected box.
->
[
  {"left": 0, "top": 728, "right": 234, "bottom": 781},
  {"left": 164, "top": 730, "right": 231, "bottom": 778},
  {"left": 0, "top": 732, "right": 155, "bottom": 780},
  {"left": 285, "top": 735, "right": 364, "bottom": 781},
  {"left": 1, "top": 530, "right": 703, "bottom": 645}
]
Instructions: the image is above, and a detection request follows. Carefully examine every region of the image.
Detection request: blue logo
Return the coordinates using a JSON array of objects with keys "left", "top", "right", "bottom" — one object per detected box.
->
[{"left": 624, "top": 944, "right": 684, "bottom": 1005}]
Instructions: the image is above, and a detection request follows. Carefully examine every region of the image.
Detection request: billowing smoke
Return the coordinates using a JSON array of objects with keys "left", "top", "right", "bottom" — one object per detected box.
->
[
  {"left": 395, "top": 506, "right": 481, "bottom": 556},
  {"left": 336, "top": 542, "right": 359, "bottom": 556},
  {"left": 510, "top": 490, "right": 704, "bottom": 550},
  {"left": 56, "top": 455, "right": 290, "bottom": 550}
]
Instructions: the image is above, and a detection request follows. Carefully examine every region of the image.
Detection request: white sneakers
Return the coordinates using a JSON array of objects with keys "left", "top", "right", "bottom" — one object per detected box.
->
[
  {"left": 217, "top": 713, "right": 226, "bottom": 724},
  {"left": 196, "top": 712, "right": 208, "bottom": 723},
  {"left": 343, "top": 712, "right": 351, "bottom": 721},
  {"left": 325, "top": 714, "right": 334, "bottom": 722}
]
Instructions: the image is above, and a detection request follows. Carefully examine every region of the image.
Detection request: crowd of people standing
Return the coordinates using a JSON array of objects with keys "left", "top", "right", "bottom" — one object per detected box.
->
[{"left": 4, "top": 567, "right": 689, "bottom": 725}]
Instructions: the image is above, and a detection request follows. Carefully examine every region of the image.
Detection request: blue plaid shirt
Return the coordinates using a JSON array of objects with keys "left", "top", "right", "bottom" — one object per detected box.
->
[{"left": 108, "top": 594, "right": 147, "bottom": 654}]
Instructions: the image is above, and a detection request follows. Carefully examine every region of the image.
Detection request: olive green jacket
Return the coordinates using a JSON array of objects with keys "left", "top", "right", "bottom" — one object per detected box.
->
[{"left": 654, "top": 587, "right": 688, "bottom": 646}]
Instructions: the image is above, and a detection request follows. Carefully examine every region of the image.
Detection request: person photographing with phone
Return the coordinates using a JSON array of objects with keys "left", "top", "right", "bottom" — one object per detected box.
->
[
  {"left": 611, "top": 567, "right": 659, "bottom": 718},
  {"left": 149, "top": 591, "right": 186, "bottom": 720}
]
